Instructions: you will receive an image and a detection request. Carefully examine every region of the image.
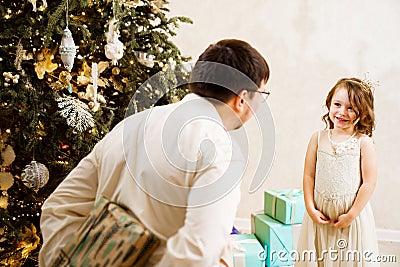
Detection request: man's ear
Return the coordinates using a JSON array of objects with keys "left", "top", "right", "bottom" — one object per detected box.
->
[{"left": 232, "top": 90, "right": 248, "bottom": 113}]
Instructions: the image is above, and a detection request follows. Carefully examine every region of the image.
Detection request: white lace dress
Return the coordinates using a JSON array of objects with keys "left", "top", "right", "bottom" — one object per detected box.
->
[{"left": 296, "top": 130, "right": 379, "bottom": 267}]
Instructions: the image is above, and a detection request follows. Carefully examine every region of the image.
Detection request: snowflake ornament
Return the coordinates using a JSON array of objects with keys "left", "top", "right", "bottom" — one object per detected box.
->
[{"left": 57, "top": 96, "right": 95, "bottom": 132}]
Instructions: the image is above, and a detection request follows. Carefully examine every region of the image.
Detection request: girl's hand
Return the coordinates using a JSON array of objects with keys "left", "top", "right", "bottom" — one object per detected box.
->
[
  {"left": 308, "top": 207, "right": 331, "bottom": 225},
  {"left": 333, "top": 213, "right": 355, "bottom": 228}
]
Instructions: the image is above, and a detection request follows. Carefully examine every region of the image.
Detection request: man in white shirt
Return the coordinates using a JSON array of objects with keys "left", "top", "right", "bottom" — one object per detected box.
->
[{"left": 39, "top": 39, "right": 270, "bottom": 267}]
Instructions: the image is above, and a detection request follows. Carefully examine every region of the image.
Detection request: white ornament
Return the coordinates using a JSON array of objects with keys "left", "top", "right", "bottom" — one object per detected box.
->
[
  {"left": 57, "top": 96, "right": 95, "bottom": 132},
  {"left": 59, "top": 27, "right": 77, "bottom": 72},
  {"left": 105, "top": 18, "right": 124, "bottom": 65},
  {"left": 21, "top": 160, "right": 49, "bottom": 192},
  {"left": 91, "top": 62, "right": 98, "bottom": 104}
]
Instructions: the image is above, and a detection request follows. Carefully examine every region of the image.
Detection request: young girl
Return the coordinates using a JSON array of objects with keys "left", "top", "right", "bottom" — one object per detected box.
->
[{"left": 296, "top": 78, "right": 379, "bottom": 266}]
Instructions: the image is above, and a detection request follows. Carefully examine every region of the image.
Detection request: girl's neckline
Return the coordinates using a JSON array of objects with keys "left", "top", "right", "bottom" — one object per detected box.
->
[
  {"left": 327, "top": 130, "right": 358, "bottom": 155},
  {"left": 327, "top": 130, "right": 356, "bottom": 145}
]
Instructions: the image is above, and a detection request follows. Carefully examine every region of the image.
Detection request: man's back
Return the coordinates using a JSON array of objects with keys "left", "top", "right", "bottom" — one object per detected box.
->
[{"left": 40, "top": 93, "right": 243, "bottom": 266}]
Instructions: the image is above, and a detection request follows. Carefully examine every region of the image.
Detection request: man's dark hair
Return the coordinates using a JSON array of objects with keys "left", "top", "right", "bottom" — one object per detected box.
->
[{"left": 189, "top": 39, "right": 270, "bottom": 102}]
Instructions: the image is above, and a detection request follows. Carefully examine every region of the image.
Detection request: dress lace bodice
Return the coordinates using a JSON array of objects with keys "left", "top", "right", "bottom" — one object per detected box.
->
[{"left": 314, "top": 130, "right": 361, "bottom": 199}]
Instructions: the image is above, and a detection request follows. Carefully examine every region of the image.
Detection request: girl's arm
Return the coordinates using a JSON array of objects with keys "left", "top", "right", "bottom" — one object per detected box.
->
[
  {"left": 334, "top": 136, "right": 377, "bottom": 228},
  {"left": 303, "top": 131, "right": 331, "bottom": 224}
]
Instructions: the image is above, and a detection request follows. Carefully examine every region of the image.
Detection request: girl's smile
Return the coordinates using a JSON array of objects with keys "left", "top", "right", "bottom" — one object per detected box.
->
[{"left": 329, "top": 87, "right": 357, "bottom": 132}]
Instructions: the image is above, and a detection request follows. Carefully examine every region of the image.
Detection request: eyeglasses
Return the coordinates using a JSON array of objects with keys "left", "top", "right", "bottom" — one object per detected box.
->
[{"left": 246, "top": 89, "right": 271, "bottom": 99}]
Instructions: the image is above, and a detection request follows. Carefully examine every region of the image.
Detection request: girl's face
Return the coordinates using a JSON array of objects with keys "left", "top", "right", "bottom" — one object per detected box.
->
[{"left": 329, "top": 87, "right": 358, "bottom": 132}]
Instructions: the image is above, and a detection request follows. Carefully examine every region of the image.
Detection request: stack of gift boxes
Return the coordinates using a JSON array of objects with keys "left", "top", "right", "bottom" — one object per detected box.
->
[{"left": 231, "top": 189, "right": 305, "bottom": 267}]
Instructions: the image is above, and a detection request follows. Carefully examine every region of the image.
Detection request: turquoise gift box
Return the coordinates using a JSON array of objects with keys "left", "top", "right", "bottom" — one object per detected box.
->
[
  {"left": 253, "top": 214, "right": 293, "bottom": 267},
  {"left": 231, "top": 234, "right": 265, "bottom": 267},
  {"left": 264, "top": 189, "right": 305, "bottom": 225}
]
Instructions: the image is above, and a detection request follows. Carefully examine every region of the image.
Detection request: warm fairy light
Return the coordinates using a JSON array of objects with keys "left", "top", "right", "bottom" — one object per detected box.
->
[
  {"left": 4, "top": 14, "right": 10, "bottom": 19},
  {"left": 82, "top": 12, "right": 86, "bottom": 15}
]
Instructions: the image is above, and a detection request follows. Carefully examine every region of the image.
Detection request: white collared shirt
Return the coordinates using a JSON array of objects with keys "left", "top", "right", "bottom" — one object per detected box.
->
[{"left": 39, "top": 94, "right": 245, "bottom": 267}]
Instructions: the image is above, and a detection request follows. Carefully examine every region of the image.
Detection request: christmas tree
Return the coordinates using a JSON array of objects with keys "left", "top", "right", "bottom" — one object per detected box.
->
[{"left": 0, "top": 0, "right": 192, "bottom": 265}]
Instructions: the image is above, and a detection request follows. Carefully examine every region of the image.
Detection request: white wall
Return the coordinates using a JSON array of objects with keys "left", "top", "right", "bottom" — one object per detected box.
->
[{"left": 168, "top": 0, "right": 400, "bottom": 231}]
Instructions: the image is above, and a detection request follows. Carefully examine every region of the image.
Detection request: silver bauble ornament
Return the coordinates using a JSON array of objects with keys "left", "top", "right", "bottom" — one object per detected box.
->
[
  {"left": 21, "top": 160, "right": 49, "bottom": 192},
  {"left": 59, "top": 27, "right": 77, "bottom": 72}
]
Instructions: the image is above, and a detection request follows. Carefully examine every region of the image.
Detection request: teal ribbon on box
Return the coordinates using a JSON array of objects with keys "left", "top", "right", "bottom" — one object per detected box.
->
[
  {"left": 271, "top": 189, "right": 302, "bottom": 224},
  {"left": 265, "top": 189, "right": 304, "bottom": 225}
]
